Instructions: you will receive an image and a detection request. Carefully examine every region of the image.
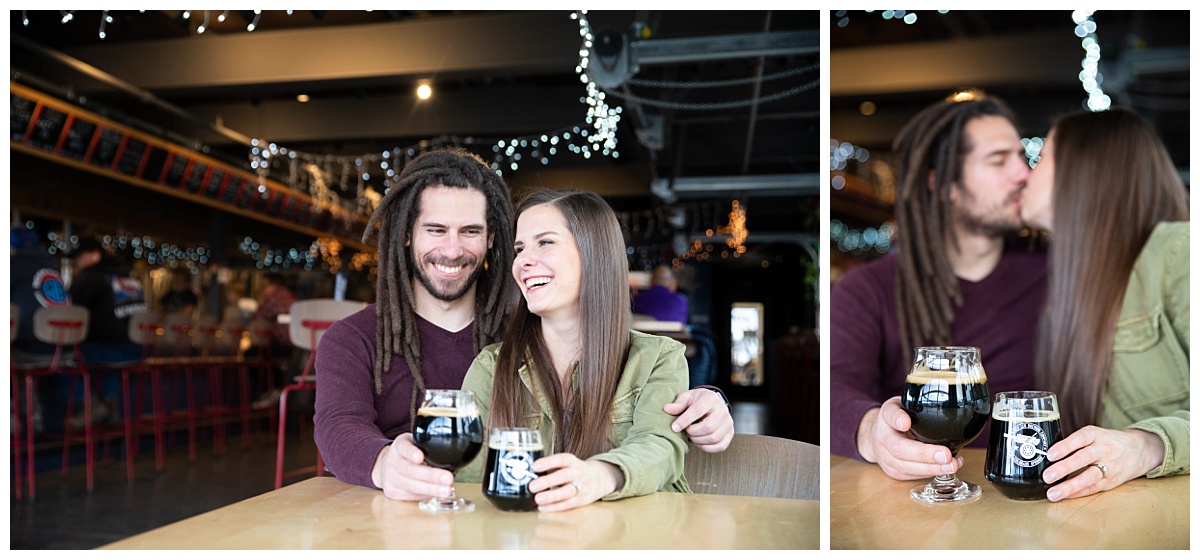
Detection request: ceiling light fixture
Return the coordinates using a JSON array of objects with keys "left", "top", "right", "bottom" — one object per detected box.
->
[
  {"left": 296, "top": 94, "right": 310, "bottom": 103},
  {"left": 416, "top": 83, "right": 432, "bottom": 100}
]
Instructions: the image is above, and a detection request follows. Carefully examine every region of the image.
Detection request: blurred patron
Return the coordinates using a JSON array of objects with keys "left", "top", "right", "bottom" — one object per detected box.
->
[
  {"left": 159, "top": 268, "right": 199, "bottom": 318},
  {"left": 632, "top": 264, "right": 689, "bottom": 324}
]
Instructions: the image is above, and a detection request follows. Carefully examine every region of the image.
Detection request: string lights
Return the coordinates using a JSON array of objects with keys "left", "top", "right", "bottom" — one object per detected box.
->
[
  {"left": 834, "top": 10, "right": 949, "bottom": 28},
  {"left": 1073, "top": 10, "right": 1110, "bottom": 111}
]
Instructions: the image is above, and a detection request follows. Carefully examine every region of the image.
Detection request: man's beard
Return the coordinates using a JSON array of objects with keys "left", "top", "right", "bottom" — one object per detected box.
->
[
  {"left": 952, "top": 187, "right": 1023, "bottom": 237},
  {"left": 414, "top": 256, "right": 487, "bottom": 302}
]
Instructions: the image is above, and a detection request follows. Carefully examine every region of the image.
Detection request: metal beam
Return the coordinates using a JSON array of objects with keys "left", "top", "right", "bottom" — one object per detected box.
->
[
  {"left": 831, "top": 30, "right": 1079, "bottom": 96},
  {"left": 59, "top": 12, "right": 581, "bottom": 91},
  {"left": 632, "top": 30, "right": 818, "bottom": 65},
  {"left": 652, "top": 173, "right": 819, "bottom": 202}
]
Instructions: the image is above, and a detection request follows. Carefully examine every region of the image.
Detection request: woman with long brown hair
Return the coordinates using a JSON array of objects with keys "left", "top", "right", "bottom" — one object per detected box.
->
[
  {"left": 457, "top": 188, "right": 690, "bottom": 511},
  {"left": 1020, "top": 107, "right": 1189, "bottom": 501}
]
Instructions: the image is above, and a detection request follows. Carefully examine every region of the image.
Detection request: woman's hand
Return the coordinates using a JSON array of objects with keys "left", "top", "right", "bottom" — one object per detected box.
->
[
  {"left": 528, "top": 453, "right": 624, "bottom": 512},
  {"left": 1042, "top": 425, "right": 1165, "bottom": 502}
]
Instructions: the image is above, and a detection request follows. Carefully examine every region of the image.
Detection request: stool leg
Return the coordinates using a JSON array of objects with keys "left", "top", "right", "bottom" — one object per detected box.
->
[
  {"left": 152, "top": 369, "right": 166, "bottom": 472},
  {"left": 275, "top": 387, "right": 291, "bottom": 489},
  {"left": 123, "top": 370, "right": 134, "bottom": 482},
  {"left": 239, "top": 363, "right": 251, "bottom": 448},
  {"left": 83, "top": 373, "right": 94, "bottom": 493},
  {"left": 185, "top": 366, "right": 197, "bottom": 463},
  {"left": 12, "top": 371, "right": 22, "bottom": 501},
  {"left": 25, "top": 374, "right": 37, "bottom": 501}
]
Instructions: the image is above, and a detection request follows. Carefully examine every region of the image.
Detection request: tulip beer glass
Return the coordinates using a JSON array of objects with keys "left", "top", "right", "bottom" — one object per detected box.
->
[
  {"left": 413, "top": 389, "right": 484, "bottom": 512},
  {"left": 900, "top": 346, "right": 991, "bottom": 503},
  {"left": 984, "top": 391, "right": 1063, "bottom": 500}
]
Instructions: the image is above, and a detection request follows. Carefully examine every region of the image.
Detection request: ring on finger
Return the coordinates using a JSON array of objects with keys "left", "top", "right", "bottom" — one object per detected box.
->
[
  {"left": 570, "top": 482, "right": 581, "bottom": 496},
  {"left": 1093, "top": 463, "right": 1108, "bottom": 478}
]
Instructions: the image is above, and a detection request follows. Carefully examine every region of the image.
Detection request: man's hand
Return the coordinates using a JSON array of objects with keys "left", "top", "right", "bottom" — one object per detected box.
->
[
  {"left": 664, "top": 388, "right": 734, "bottom": 453},
  {"left": 371, "top": 433, "right": 455, "bottom": 501},
  {"left": 857, "top": 396, "right": 960, "bottom": 481}
]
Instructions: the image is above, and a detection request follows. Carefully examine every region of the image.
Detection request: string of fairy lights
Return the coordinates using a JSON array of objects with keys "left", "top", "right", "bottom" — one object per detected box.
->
[
  {"left": 248, "top": 10, "right": 622, "bottom": 222},
  {"left": 22, "top": 10, "right": 788, "bottom": 275}
]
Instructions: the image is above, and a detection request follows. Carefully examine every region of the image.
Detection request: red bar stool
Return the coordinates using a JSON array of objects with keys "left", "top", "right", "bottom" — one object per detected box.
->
[
  {"left": 14, "top": 305, "right": 93, "bottom": 499},
  {"left": 275, "top": 299, "right": 363, "bottom": 488},
  {"left": 10, "top": 304, "right": 24, "bottom": 501},
  {"left": 116, "top": 310, "right": 167, "bottom": 478}
]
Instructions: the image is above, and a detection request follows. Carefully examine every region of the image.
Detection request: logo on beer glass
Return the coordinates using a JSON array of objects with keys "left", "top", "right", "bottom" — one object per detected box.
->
[
  {"left": 1004, "top": 421, "right": 1049, "bottom": 468},
  {"left": 498, "top": 448, "right": 537, "bottom": 486}
]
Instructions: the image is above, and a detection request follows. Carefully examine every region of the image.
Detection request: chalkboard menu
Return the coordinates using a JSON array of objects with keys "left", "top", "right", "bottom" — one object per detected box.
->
[
  {"left": 222, "top": 177, "right": 246, "bottom": 205},
  {"left": 140, "top": 147, "right": 170, "bottom": 182},
  {"left": 163, "top": 153, "right": 189, "bottom": 186},
  {"left": 205, "top": 168, "right": 228, "bottom": 199},
  {"left": 27, "top": 106, "right": 67, "bottom": 151},
  {"left": 12, "top": 85, "right": 369, "bottom": 249},
  {"left": 12, "top": 93, "right": 36, "bottom": 142},
  {"left": 92, "top": 127, "right": 123, "bottom": 169},
  {"left": 61, "top": 117, "right": 98, "bottom": 160},
  {"left": 184, "top": 162, "right": 209, "bottom": 194},
  {"left": 116, "top": 138, "right": 148, "bottom": 176}
]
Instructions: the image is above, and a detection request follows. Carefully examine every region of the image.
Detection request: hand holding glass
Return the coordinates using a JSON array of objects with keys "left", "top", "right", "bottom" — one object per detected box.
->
[
  {"left": 900, "top": 346, "right": 991, "bottom": 503},
  {"left": 412, "top": 389, "right": 484, "bottom": 512}
]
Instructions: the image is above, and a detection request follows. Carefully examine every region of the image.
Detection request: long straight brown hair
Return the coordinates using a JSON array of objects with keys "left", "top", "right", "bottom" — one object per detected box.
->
[
  {"left": 1035, "top": 108, "right": 1189, "bottom": 432},
  {"left": 490, "top": 189, "right": 631, "bottom": 459}
]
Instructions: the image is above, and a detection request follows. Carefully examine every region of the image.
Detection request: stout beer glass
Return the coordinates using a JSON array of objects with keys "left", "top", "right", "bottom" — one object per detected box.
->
[
  {"left": 985, "top": 391, "right": 1063, "bottom": 500},
  {"left": 413, "top": 389, "right": 484, "bottom": 512},
  {"left": 482, "top": 427, "right": 544, "bottom": 511},
  {"left": 900, "top": 346, "right": 991, "bottom": 503}
]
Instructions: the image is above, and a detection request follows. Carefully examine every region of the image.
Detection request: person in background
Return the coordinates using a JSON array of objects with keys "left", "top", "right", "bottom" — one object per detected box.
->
[
  {"left": 312, "top": 148, "right": 733, "bottom": 503},
  {"left": 249, "top": 272, "right": 297, "bottom": 409},
  {"left": 66, "top": 237, "right": 148, "bottom": 426},
  {"left": 829, "top": 92, "right": 1047, "bottom": 480},
  {"left": 1019, "top": 107, "right": 1189, "bottom": 501},
  {"left": 10, "top": 226, "right": 69, "bottom": 433},
  {"left": 159, "top": 268, "right": 199, "bottom": 318},
  {"left": 632, "top": 264, "right": 689, "bottom": 324}
]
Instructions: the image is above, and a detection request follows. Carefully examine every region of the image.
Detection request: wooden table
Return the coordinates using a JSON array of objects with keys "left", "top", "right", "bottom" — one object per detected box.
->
[
  {"left": 100, "top": 477, "right": 818, "bottom": 549},
  {"left": 831, "top": 448, "right": 1190, "bottom": 549}
]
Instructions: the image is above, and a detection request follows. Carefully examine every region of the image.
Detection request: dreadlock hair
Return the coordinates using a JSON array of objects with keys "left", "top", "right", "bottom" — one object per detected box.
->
[
  {"left": 491, "top": 189, "right": 632, "bottom": 460},
  {"left": 1034, "top": 108, "right": 1188, "bottom": 432},
  {"left": 362, "top": 147, "right": 516, "bottom": 428},
  {"left": 891, "top": 92, "right": 1017, "bottom": 353}
]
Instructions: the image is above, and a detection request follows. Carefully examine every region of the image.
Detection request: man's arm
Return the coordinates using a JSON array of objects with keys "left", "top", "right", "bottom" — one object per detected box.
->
[
  {"left": 829, "top": 262, "right": 958, "bottom": 478},
  {"left": 312, "top": 319, "right": 393, "bottom": 488}
]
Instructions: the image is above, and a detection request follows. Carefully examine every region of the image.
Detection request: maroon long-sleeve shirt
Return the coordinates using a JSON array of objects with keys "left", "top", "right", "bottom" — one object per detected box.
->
[
  {"left": 829, "top": 245, "right": 1047, "bottom": 461},
  {"left": 313, "top": 304, "right": 476, "bottom": 488}
]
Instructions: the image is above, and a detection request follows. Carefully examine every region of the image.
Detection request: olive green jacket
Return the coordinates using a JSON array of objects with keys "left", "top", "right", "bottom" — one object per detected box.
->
[
  {"left": 1103, "top": 221, "right": 1190, "bottom": 478},
  {"left": 457, "top": 330, "right": 691, "bottom": 499}
]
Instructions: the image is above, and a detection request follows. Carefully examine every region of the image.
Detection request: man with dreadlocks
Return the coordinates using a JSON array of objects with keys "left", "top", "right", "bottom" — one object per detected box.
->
[
  {"left": 313, "top": 148, "right": 734, "bottom": 501},
  {"left": 829, "top": 92, "right": 1048, "bottom": 481}
]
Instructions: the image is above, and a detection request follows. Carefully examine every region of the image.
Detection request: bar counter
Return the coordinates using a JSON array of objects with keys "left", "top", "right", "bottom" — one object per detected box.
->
[
  {"left": 831, "top": 448, "right": 1190, "bottom": 549},
  {"left": 101, "top": 476, "right": 818, "bottom": 549}
]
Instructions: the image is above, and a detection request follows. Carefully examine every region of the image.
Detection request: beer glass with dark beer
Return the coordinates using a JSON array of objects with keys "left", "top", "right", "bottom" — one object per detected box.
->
[
  {"left": 985, "top": 391, "right": 1063, "bottom": 500},
  {"left": 413, "top": 389, "right": 484, "bottom": 512},
  {"left": 900, "top": 346, "right": 991, "bottom": 503},
  {"left": 483, "top": 427, "right": 544, "bottom": 511}
]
